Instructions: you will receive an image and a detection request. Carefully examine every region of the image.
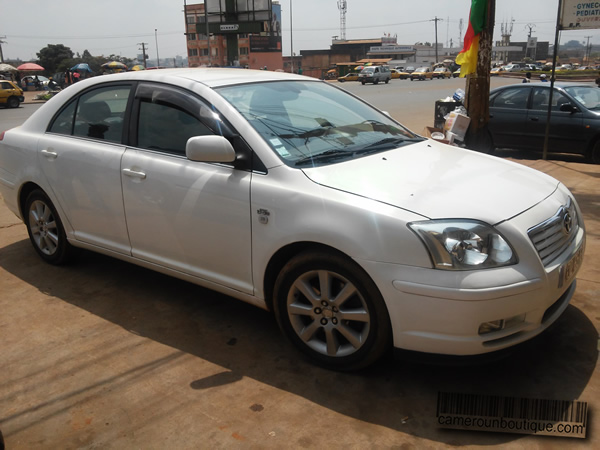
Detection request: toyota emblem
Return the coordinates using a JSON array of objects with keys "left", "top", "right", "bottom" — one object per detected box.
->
[{"left": 563, "top": 212, "right": 573, "bottom": 235}]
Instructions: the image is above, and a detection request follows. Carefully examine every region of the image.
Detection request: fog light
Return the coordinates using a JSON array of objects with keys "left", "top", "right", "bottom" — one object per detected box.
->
[
  {"left": 479, "top": 320, "right": 504, "bottom": 335},
  {"left": 478, "top": 314, "right": 526, "bottom": 335}
]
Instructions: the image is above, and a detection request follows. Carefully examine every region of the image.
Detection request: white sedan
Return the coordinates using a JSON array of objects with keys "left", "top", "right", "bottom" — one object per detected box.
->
[{"left": 0, "top": 69, "right": 586, "bottom": 370}]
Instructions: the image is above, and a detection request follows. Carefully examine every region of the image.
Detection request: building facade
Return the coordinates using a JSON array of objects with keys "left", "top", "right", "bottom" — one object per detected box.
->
[{"left": 185, "top": 1, "right": 283, "bottom": 70}]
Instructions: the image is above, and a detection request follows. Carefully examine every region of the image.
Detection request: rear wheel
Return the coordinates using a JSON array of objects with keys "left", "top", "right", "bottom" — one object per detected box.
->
[
  {"left": 24, "top": 190, "right": 74, "bottom": 264},
  {"left": 7, "top": 97, "right": 19, "bottom": 108},
  {"left": 273, "top": 251, "right": 392, "bottom": 371}
]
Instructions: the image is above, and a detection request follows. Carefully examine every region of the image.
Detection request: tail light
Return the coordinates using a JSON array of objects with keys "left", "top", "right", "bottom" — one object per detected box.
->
[{"left": 0, "top": 131, "right": 6, "bottom": 141}]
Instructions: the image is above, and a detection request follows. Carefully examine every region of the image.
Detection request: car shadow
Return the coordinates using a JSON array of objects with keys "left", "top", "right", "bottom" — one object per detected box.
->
[{"left": 0, "top": 239, "right": 597, "bottom": 445}]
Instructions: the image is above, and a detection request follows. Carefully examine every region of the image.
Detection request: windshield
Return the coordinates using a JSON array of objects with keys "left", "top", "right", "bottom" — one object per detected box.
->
[
  {"left": 564, "top": 86, "right": 600, "bottom": 111},
  {"left": 416, "top": 67, "right": 428, "bottom": 72},
  {"left": 361, "top": 68, "right": 375, "bottom": 73},
  {"left": 217, "top": 80, "right": 421, "bottom": 167}
]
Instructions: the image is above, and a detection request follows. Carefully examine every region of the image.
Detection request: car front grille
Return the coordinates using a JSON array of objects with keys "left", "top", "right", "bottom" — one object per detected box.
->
[{"left": 528, "top": 197, "right": 579, "bottom": 267}]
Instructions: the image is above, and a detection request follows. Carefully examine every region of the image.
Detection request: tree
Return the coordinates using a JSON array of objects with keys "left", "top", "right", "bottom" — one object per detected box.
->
[{"left": 36, "top": 44, "right": 74, "bottom": 75}]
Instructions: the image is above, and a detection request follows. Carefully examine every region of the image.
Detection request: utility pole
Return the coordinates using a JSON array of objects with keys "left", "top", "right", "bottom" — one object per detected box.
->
[
  {"left": 431, "top": 17, "right": 442, "bottom": 64},
  {"left": 585, "top": 35, "right": 593, "bottom": 65},
  {"left": 525, "top": 23, "right": 535, "bottom": 59},
  {"left": 0, "top": 36, "right": 6, "bottom": 63},
  {"left": 138, "top": 42, "right": 149, "bottom": 68},
  {"left": 464, "top": 0, "right": 496, "bottom": 151}
]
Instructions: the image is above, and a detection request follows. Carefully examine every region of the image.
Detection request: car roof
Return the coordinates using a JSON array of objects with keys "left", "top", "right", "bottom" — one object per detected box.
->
[
  {"left": 491, "top": 81, "right": 594, "bottom": 91},
  {"left": 71, "top": 68, "right": 310, "bottom": 89}
]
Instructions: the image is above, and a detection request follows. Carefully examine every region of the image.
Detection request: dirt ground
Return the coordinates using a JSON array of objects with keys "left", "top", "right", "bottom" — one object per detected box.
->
[{"left": 0, "top": 155, "right": 598, "bottom": 449}]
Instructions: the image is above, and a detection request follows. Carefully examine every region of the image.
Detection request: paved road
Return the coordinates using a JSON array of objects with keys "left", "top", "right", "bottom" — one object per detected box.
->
[
  {"left": 0, "top": 103, "right": 43, "bottom": 131},
  {"left": 0, "top": 77, "right": 519, "bottom": 135},
  {"left": 335, "top": 76, "right": 519, "bottom": 132}
]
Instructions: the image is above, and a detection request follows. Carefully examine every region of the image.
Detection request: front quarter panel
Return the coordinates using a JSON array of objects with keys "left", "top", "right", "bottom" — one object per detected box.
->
[{"left": 250, "top": 165, "right": 431, "bottom": 300}]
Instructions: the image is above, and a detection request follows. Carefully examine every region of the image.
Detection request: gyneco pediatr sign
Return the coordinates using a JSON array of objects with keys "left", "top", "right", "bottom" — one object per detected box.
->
[{"left": 560, "top": 0, "right": 600, "bottom": 29}]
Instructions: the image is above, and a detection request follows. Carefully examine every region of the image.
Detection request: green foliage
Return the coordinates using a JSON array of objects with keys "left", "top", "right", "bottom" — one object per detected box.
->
[{"left": 36, "top": 44, "right": 74, "bottom": 76}]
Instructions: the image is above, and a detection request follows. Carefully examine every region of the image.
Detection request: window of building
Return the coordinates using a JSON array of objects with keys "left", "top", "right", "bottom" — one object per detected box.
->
[
  {"left": 201, "top": 48, "right": 209, "bottom": 56},
  {"left": 188, "top": 48, "right": 199, "bottom": 57},
  {"left": 187, "top": 33, "right": 197, "bottom": 41},
  {"left": 186, "top": 14, "right": 196, "bottom": 24},
  {"left": 240, "top": 47, "right": 249, "bottom": 55}
]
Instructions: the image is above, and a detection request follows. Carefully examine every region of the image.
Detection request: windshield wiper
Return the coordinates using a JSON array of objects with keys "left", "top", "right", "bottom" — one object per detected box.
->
[
  {"left": 358, "top": 136, "right": 424, "bottom": 153},
  {"left": 294, "top": 149, "right": 353, "bottom": 166}
]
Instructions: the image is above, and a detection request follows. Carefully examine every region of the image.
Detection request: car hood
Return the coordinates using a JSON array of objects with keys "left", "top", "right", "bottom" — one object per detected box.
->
[{"left": 301, "top": 140, "right": 558, "bottom": 224}]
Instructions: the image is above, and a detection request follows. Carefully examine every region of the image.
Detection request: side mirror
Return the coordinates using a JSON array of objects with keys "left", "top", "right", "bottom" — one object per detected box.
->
[
  {"left": 559, "top": 103, "right": 578, "bottom": 113},
  {"left": 186, "top": 135, "right": 236, "bottom": 163}
]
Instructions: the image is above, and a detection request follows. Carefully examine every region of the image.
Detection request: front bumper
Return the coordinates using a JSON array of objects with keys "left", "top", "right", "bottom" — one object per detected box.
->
[{"left": 357, "top": 189, "right": 586, "bottom": 356}]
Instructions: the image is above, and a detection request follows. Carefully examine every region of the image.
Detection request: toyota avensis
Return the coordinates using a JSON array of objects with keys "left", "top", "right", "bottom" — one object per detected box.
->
[{"left": 0, "top": 69, "right": 586, "bottom": 370}]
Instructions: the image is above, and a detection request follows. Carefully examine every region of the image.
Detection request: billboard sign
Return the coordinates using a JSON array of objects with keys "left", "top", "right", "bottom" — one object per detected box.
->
[
  {"left": 527, "top": 37, "right": 538, "bottom": 48},
  {"left": 560, "top": 0, "right": 600, "bottom": 29},
  {"left": 250, "top": 35, "right": 282, "bottom": 52}
]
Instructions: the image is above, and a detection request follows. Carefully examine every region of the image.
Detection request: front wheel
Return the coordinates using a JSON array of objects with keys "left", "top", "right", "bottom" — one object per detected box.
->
[
  {"left": 273, "top": 251, "right": 392, "bottom": 371},
  {"left": 24, "top": 190, "right": 74, "bottom": 264}
]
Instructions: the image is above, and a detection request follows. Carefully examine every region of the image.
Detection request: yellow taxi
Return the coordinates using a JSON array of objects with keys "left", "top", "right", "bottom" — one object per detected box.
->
[
  {"left": 390, "top": 69, "right": 401, "bottom": 79},
  {"left": 0, "top": 80, "right": 24, "bottom": 108},
  {"left": 432, "top": 67, "right": 452, "bottom": 79},
  {"left": 337, "top": 73, "right": 360, "bottom": 82},
  {"left": 409, "top": 67, "right": 433, "bottom": 81}
]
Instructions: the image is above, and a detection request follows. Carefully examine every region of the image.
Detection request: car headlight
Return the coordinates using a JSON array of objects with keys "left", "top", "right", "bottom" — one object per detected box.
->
[{"left": 408, "top": 220, "right": 517, "bottom": 270}]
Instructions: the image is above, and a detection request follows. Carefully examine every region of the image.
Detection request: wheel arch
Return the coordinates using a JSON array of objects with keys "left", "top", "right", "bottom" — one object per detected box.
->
[
  {"left": 18, "top": 182, "right": 45, "bottom": 220},
  {"left": 263, "top": 241, "right": 359, "bottom": 312}
]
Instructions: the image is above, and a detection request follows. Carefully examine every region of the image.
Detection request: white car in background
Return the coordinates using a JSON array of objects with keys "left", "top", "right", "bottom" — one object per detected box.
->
[{"left": 0, "top": 69, "right": 585, "bottom": 370}]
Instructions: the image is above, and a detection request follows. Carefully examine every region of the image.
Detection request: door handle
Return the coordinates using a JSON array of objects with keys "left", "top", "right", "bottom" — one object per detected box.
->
[
  {"left": 122, "top": 168, "right": 147, "bottom": 179},
  {"left": 529, "top": 117, "right": 539, "bottom": 122},
  {"left": 41, "top": 149, "right": 58, "bottom": 159}
]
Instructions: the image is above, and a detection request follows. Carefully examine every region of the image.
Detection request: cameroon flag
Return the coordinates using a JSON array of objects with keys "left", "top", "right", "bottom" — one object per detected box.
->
[{"left": 456, "top": 0, "right": 488, "bottom": 77}]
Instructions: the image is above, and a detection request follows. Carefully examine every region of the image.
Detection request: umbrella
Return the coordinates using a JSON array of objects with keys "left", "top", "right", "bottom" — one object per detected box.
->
[
  {"left": 0, "top": 63, "right": 18, "bottom": 72},
  {"left": 17, "top": 62, "right": 44, "bottom": 71},
  {"left": 131, "top": 65, "right": 146, "bottom": 71},
  {"left": 327, "top": 69, "right": 337, "bottom": 74},
  {"left": 101, "top": 61, "right": 128, "bottom": 70},
  {"left": 71, "top": 63, "right": 92, "bottom": 72},
  {"left": 354, "top": 65, "right": 364, "bottom": 71}
]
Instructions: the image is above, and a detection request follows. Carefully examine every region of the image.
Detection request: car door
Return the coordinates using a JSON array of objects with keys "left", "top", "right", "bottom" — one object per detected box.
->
[
  {"left": 526, "top": 86, "right": 585, "bottom": 153},
  {"left": 489, "top": 86, "right": 532, "bottom": 149},
  {"left": 121, "top": 82, "right": 253, "bottom": 294},
  {"left": 37, "top": 84, "right": 133, "bottom": 254}
]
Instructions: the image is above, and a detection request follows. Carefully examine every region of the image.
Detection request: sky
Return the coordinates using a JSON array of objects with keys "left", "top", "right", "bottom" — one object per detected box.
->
[{"left": 2, "top": 0, "right": 599, "bottom": 62}]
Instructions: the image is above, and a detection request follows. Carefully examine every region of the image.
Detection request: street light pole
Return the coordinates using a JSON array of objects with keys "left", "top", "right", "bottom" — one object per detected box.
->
[
  {"left": 155, "top": 28, "right": 160, "bottom": 67},
  {"left": 290, "top": 0, "right": 294, "bottom": 73}
]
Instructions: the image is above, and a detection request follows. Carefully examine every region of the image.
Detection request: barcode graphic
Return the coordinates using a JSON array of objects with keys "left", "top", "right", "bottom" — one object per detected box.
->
[{"left": 437, "top": 392, "right": 588, "bottom": 438}]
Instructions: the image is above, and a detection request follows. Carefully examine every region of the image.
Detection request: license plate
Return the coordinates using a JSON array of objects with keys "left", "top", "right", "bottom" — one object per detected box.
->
[{"left": 559, "top": 244, "right": 584, "bottom": 288}]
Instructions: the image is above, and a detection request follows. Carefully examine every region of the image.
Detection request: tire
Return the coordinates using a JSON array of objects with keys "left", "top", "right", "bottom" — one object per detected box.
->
[
  {"left": 361, "top": 80, "right": 366, "bottom": 85},
  {"left": 587, "top": 140, "right": 600, "bottom": 164},
  {"left": 385, "top": 78, "right": 389, "bottom": 84},
  {"left": 24, "top": 190, "right": 74, "bottom": 265},
  {"left": 7, "top": 96, "right": 19, "bottom": 108},
  {"left": 374, "top": 79, "right": 379, "bottom": 85},
  {"left": 273, "top": 251, "right": 392, "bottom": 371}
]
